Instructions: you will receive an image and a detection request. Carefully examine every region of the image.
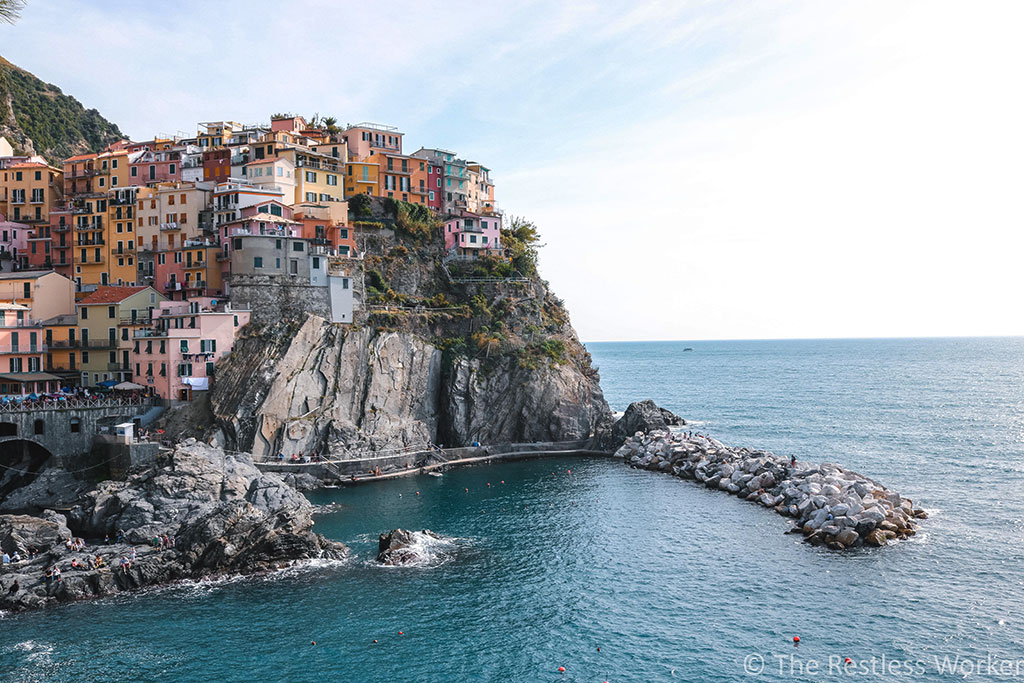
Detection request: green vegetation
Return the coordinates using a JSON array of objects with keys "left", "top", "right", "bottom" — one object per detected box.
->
[
  {"left": 1, "top": 0, "right": 25, "bottom": 24},
  {"left": 382, "top": 198, "right": 441, "bottom": 240},
  {"left": 0, "top": 57, "right": 124, "bottom": 163},
  {"left": 348, "top": 193, "right": 372, "bottom": 216},
  {"left": 501, "top": 216, "right": 543, "bottom": 277}
]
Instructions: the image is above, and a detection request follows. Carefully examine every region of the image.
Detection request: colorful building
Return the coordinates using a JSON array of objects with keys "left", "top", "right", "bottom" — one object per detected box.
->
[
  {"left": 0, "top": 213, "right": 28, "bottom": 271},
  {"left": 132, "top": 297, "right": 250, "bottom": 401},
  {"left": 76, "top": 285, "right": 166, "bottom": 387},
  {"left": 442, "top": 212, "right": 503, "bottom": 258},
  {"left": 0, "top": 270, "right": 76, "bottom": 396}
]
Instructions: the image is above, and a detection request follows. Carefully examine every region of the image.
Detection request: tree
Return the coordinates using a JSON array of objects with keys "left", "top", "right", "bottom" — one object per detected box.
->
[
  {"left": 501, "top": 216, "right": 543, "bottom": 277},
  {"left": 0, "top": 0, "right": 26, "bottom": 24},
  {"left": 322, "top": 116, "right": 339, "bottom": 134}
]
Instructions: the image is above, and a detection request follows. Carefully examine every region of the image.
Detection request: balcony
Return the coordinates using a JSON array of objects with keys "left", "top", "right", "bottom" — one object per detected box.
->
[
  {"left": 107, "top": 362, "right": 131, "bottom": 372},
  {"left": 296, "top": 158, "right": 341, "bottom": 173},
  {"left": 164, "top": 281, "right": 183, "bottom": 291},
  {"left": 120, "top": 314, "right": 152, "bottom": 325},
  {"left": 47, "top": 339, "right": 80, "bottom": 348},
  {"left": 160, "top": 222, "right": 179, "bottom": 231},
  {"left": 76, "top": 238, "right": 105, "bottom": 246},
  {"left": 81, "top": 339, "right": 118, "bottom": 349},
  {"left": 0, "top": 344, "right": 47, "bottom": 353},
  {"left": 45, "top": 365, "right": 78, "bottom": 373},
  {"left": 52, "top": 223, "right": 70, "bottom": 233},
  {"left": 75, "top": 222, "right": 103, "bottom": 231},
  {"left": 184, "top": 280, "right": 207, "bottom": 289},
  {"left": 0, "top": 318, "right": 43, "bottom": 328}
]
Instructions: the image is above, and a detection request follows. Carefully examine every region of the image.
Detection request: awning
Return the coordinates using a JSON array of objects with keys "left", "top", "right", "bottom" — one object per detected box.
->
[
  {"left": 183, "top": 377, "right": 209, "bottom": 390},
  {"left": 113, "top": 381, "right": 145, "bottom": 390},
  {"left": 97, "top": 380, "right": 118, "bottom": 388},
  {"left": 0, "top": 372, "right": 61, "bottom": 383}
]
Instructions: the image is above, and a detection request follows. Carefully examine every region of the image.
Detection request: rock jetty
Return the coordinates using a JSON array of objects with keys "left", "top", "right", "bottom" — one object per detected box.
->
[
  {"left": 0, "top": 440, "right": 346, "bottom": 612},
  {"left": 615, "top": 429, "right": 926, "bottom": 549}
]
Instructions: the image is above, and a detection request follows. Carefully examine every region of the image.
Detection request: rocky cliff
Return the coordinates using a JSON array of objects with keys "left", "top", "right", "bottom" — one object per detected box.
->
[{"left": 210, "top": 207, "right": 612, "bottom": 458}]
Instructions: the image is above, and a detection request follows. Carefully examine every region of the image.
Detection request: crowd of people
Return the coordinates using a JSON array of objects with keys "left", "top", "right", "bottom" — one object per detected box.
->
[{"left": 1, "top": 527, "right": 177, "bottom": 596}]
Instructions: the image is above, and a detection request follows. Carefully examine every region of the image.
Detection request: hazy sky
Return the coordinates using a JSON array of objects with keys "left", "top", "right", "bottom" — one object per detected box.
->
[{"left": 4, "top": 1, "right": 1022, "bottom": 340}]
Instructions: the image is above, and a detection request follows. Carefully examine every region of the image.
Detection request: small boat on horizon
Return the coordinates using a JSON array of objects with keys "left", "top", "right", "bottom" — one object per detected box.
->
[{"left": 683, "top": 347, "right": 694, "bottom": 352}]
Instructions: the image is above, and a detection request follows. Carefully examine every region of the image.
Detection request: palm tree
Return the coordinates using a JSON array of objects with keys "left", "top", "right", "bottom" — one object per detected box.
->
[
  {"left": 0, "top": 0, "right": 26, "bottom": 24},
  {"left": 322, "top": 116, "right": 339, "bottom": 134}
]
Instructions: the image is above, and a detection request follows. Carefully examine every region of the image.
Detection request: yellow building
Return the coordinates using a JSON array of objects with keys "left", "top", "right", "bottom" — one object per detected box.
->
[
  {"left": 135, "top": 181, "right": 213, "bottom": 252},
  {"left": 345, "top": 159, "right": 379, "bottom": 197},
  {"left": 1, "top": 161, "right": 64, "bottom": 227},
  {"left": 77, "top": 285, "right": 165, "bottom": 386},
  {"left": 276, "top": 146, "right": 344, "bottom": 205}
]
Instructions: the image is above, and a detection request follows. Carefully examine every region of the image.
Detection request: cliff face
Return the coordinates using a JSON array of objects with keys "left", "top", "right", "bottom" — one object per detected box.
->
[
  {"left": 0, "top": 56, "right": 124, "bottom": 162},
  {"left": 210, "top": 210, "right": 611, "bottom": 456}
]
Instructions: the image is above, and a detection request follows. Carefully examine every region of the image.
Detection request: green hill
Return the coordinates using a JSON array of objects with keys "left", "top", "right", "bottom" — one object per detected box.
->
[{"left": 0, "top": 55, "right": 124, "bottom": 163}]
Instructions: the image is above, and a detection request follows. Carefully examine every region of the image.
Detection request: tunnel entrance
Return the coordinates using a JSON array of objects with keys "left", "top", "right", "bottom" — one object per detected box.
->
[{"left": 0, "top": 439, "right": 55, "bottom": 503}]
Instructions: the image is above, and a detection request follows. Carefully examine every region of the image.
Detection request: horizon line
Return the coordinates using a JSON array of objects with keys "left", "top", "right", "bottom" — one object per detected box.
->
[{"left": 582, "top": 334, "right": 1024, "bottom": 344}]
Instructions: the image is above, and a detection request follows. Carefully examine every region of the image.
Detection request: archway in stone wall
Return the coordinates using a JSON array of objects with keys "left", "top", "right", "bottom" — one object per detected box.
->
[{"left": 0, "top": 439, "right": 54, "bottom": 502}]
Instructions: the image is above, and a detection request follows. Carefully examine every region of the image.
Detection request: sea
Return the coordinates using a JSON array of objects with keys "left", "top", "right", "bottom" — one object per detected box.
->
[{"left": 1, "top": 337, "right": 1022, "bottom": 682}]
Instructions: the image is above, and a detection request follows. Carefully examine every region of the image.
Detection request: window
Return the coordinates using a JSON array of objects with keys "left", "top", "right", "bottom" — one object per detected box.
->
[
  {"left": 292, "top": 242, "right": 304, "bottom": 252},
  {"left": 290, "top": 260, "right": 298, "bottom": 275},
  {"left": 305, "top": 192, "right": 316, "bottom": 202},
  {"left": 305, "top": 171, "right": 316, "bottom": 182},
  {"left": 180, "top": 340, "right": 189, "bottom": 352},
  {"left": 312, "top": 257, "right": 320, "bottom": 269},
  {"left": 327, "top": 174, "right": 337, "bottom": 186},
  {"left": 131, "top": 166, "right": 138, "bottom": 177},
  {"left": 254, "top": 256, "right": 263, "bottom": 268},
  {"left": 233, "top": 238, "right": 242, "bottom": 250},
  {"left": 177, "top": 363, "right": 193, "bottom": 377},
  {"left": 342, "top": 278, "right": 349, "bottom": 290},
  {"left": 339, "top": 229, "right": 348, "bottom": 239},
  {"left": 70, "top": 418, "right": 81, "bottom": 433},
  {"left": 23, "top": 282, "right": 30, "bottom": 298}
]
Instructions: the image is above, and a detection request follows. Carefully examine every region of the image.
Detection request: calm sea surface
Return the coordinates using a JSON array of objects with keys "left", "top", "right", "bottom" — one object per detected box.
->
[{"left": 2, "top": 338, "right": 1023, "bottom": 681}]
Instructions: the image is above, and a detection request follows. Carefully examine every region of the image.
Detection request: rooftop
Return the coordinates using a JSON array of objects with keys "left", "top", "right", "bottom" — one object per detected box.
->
[
  {"left": 78, "top": 285, "right": 151, "bottom": 305},
  {"left": 0, "top": 270, "right": 53, "bottom": 280}
]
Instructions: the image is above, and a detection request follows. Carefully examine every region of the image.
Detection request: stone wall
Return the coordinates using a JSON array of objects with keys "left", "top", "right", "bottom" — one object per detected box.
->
[{"left": 229, "top": 275, "right": 330, "bottom": 325}]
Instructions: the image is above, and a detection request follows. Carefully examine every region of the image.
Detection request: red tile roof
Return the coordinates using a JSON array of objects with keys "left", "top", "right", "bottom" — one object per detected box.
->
[{"left": 78, "top": 285, "right": 149, "bottom": 305}]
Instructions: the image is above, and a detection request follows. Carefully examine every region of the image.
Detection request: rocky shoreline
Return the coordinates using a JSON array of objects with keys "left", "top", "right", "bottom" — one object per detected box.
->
[
  {"left": 0, "top": 441, "right": 346, "bottom": 612},
  {"left": 615, "top": 425, "right": 926, "bottom": 549}
]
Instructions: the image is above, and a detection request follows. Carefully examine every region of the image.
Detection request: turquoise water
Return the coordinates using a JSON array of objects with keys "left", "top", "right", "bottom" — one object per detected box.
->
[{"left": 2, "top": 338, "right": 1024, "bottom": 681}]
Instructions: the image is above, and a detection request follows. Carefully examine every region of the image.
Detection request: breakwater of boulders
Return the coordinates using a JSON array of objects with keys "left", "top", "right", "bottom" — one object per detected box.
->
[{"left": 615, "top": 430, "right": 926, "bottom": 549}]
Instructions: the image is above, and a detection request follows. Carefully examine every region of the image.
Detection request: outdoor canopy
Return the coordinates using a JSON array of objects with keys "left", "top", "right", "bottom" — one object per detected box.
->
[{"left": 113, "top": 381, "right": 145, "bottom": 391}]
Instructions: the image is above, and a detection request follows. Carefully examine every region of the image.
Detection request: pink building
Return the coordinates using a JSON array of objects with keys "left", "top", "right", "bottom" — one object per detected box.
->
[
  {"left": 0, "top": 213, "right": 29, "bottom": 272},
  {"left": 132, "top": 297, "right": 250, "bottom": 401},
  {"left": 129, "top": 150, "right": 182, "bottom": 184},
  {"left": 442, "top": 212, "right": 503, "bottom": 258}
]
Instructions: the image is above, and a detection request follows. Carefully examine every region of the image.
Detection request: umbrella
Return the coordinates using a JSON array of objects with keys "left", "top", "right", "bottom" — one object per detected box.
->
[
  {"left": 97, "top": 380, "right": 118, "bottom": 388},
  {"left": 113, "top": 381, "right": 145, "bottom": 391}
]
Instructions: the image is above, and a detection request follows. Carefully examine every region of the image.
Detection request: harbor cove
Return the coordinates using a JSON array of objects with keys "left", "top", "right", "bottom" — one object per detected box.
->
[{"left": 2, "top": 1, "right": 1024, "bottom": 681}]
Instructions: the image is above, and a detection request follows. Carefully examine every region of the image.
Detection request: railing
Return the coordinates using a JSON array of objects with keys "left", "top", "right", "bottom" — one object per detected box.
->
[
  {"left": 47, "top": 340, "right": 80, "bottom": 348},
  {"left": 0, "top": 318, "right": 43, "bottom": 328},
  {"left": 52, "top": 224, "right": 70, "bottom": 232},
  {"left": 80, "top": 339, "right": 119, "bottom": 349},
  {"left": 296, "top": 158, "right": 342, "bottom": 172},
  {"left": 76, "top": 238, "right": 105, "bottom": 246},
  {"left": 119, "top": 315, "right": 152, "bottom": 325},
  {"left": 184, "top": 280, "right": 207, "bottom": 289},
  {"left": 159, "top": 222, "right": 179, "bottom": 231},
  {"left": 0, "top": 344, "right": 47, "bottom": 353},
  {"left": 0, "top": 395, "right": 155, "bottom": 413},
  {"left": 106, "top": 362, "right": 131, "bottom": 371}
]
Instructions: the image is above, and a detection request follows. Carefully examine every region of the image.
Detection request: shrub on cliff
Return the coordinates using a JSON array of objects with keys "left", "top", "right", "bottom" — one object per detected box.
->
[{"left": 501, "top": 216, "right": 542, "bottom": 277}]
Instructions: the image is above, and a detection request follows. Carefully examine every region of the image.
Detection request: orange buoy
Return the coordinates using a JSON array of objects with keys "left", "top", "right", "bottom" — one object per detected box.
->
[
  {"left": 793, "top": 636, "right": 800, "bottom": 643},
  {"left": 844, "top": 658, "right": 852, "bottom": 664},
  {"left": 465, "top": 488, "right": 469, "bottom": 492},
  {"left": 558, "top": 666, "right": 565, "bottom": 673},
  {"left": 501, "top": 480, "right": 505, "bottom": 484},
  {"left": 487, "top": 483, "right": 491, "bottom": 487},
  {"left": 597, "top": 647, "right": 601, "bottom": 652},
  {"left": 567, "top": 469, "right": 571, "bottom": 474},
  {"left": 416, "top": 491, "right": 420, "bottom": 495},
  {"left": 311, "top": 641, "right": 316, "bottom": 646},
  {"left": 399, "top": 631, "right": 404, "bottom": 635},
  {"left": 373, "top": 640, "right": 378, "bottom": 643}
]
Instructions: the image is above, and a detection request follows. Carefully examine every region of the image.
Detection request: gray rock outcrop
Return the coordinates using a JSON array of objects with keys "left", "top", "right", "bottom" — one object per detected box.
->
[
  {"left": 0, "top": 441, "right": 346, "bottom": 612},
  {"left": 376, "top": 528, "right": 442, "bottom": 565},
  {"left": 601, "top": 399, "right": 685, "bottom": 450}
]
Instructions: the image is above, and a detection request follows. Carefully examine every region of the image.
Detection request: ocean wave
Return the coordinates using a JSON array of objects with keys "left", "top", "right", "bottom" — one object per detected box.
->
[{"left": 370, "top": 531, "right": 466, "bottom": 569}]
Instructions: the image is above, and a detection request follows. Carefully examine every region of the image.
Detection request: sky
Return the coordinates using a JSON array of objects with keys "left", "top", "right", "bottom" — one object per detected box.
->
[{"left": 3, "top": 0, "right": 1022, "bottom": 341}]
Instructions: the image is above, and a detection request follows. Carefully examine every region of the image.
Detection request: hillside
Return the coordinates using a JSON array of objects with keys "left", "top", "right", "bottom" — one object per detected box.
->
[{"left": 0, "top": 55, "right": 124, "bottom": 162}]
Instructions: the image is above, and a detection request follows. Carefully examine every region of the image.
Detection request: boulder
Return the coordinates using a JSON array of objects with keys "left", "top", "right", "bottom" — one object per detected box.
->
[
  {"left": 376, "top": 528, "right": 440, "bottom": 565},
  {"left": 602, "top": 400, "right": 685, "bottom": 450}
]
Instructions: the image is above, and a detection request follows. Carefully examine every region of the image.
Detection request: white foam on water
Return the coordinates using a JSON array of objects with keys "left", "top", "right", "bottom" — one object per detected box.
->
[{"left": 371, "top": 531, "right": 466, "bottom": 569}]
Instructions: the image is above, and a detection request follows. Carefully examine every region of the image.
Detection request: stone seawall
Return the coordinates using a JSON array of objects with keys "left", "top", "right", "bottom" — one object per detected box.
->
[{"left": 616, "top": 430, "right": 926, "bottom": 549}]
